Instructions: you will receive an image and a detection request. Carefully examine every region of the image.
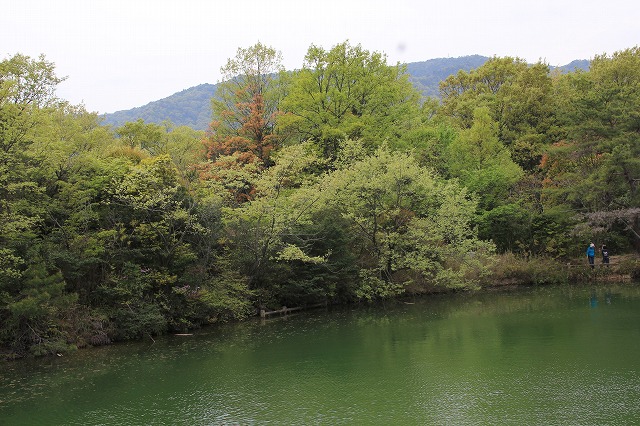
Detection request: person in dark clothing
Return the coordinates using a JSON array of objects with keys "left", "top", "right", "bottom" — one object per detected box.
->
[
  {"left": 586, "top": 243, "right": 595, "bottom": 268},
  {"left": 601, "top": 244, "right": 610, "bottom": 266}
]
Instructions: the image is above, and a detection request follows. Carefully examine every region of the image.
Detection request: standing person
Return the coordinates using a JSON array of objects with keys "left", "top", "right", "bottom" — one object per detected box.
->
[
  {"left": 601, "top": 244, "right": 610, "bottom": 266},
  {"left": 586, "top": 243, "right": 595, "bottom": 268}
]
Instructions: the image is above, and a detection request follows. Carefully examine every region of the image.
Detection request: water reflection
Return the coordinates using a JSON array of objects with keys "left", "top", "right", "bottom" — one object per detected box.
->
[{"left": 2, "top": 284, "right": 640, "bottom": 425}]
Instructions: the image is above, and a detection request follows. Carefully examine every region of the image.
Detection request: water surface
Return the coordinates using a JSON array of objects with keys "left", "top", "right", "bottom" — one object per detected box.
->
[{"left": 2, "top": 284, "right": 640, "bottom": 425}]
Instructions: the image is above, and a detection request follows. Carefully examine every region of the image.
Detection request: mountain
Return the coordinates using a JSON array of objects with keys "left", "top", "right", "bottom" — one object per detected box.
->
[
  {"left": 405, "top": 54, "right": 490, "bottom": 98},
  {"left": 557, "top": 59, "right": 590, "bottom": 73},
  {"left": 101, "top": 83, "right": 217, "bottom": 131},
  {"left": 101, "top": 56, "right": 589, "bottom": 131}
]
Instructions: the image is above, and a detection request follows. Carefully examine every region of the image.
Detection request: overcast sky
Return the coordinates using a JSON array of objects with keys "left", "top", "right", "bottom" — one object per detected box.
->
[{"left": 3, "top": 0, "right": 638, "bottom": 114}]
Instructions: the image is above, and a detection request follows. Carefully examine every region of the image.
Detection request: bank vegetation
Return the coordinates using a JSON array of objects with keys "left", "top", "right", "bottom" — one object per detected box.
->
[{"left": 2, "top": 43, "right": 639, "bottom": 358}]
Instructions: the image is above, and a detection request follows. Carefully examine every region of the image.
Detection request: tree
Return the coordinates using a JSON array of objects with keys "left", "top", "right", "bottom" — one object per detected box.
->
[
  {"left": 162, "top": 124, "right": 205, "bottom": 182},
  {"left": 221, "top": 140, "right": 494, "bottom": 304},
  {"left": 445, "top": 107, "right": 523, "bottom": 210},
  {"left": 0, "top": 53, "right": 63, "bottom": 152},
  {"left": 0, "top": 53, "right": 63, "bottom": 264},
  {"left": 116, "top": 119, "right": 165, "bottom": 152},
  {"left": 1, "top": 263, "right": 77, "bottom": 356},
  {"left": 205, "top": 42, "right": 286, "bottom": 166},
  {"left": 278, "top": 41, "right": 421, "bottom": 160},
  {"left": 542, "top": 47, "right": 640, "bottom": 248},
  {"left": 220, "top": 143, "right": 328, "bottom": 305},
  {"left": 439, "top": 57, "right": 556, "bottom": 170},
  {"left": 0, "top": 54, "right": 79, "bottom": 356},
  {"left": 0, "top": 54, "right": 65, "bottom": 255},
  {"left": 115, "top": 119, "right": 204, "bottom": 181},
  {"left": 320, "top": 143, "right": 494, "bottom": 297},
  {"left": 200, "top": 43, "right": 287, "bottom": 205},
  {"left": 95, "top": 154, "right": 235, "bottom": 338}
]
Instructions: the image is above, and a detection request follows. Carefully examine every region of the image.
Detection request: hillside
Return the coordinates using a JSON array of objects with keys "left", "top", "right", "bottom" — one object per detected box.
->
[
  {"left": 101, "top": 56, "right": 589, "bottom": 131},
  {"left": 405, "top": 55, "right": 490, "bottom": 98},
  {"left": 102, "top": 83, "right": 217, "bottom": 131}
]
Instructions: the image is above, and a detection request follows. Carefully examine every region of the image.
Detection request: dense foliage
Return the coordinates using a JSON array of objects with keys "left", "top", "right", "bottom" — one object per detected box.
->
[{"left": 1, "top": 44, "right": 638, "bottom": 358}]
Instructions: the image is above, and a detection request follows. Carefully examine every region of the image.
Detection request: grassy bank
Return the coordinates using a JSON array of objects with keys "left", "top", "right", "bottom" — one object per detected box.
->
[{"left": 484, "top": 252, "right": 640, "bottom": 288}]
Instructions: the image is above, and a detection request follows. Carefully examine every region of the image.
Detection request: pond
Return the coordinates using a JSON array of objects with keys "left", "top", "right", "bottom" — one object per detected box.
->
[{"left": 2, "top": 284, "right": 640, "bottom": 425}]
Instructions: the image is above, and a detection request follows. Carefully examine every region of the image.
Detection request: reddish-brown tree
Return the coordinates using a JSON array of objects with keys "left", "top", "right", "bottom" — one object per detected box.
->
[
  {"left": 204, "top": 43, "right": 285, "bottom": 167},
  {"left": 202, "top": 43, "right": 286, "bottom": 202}
]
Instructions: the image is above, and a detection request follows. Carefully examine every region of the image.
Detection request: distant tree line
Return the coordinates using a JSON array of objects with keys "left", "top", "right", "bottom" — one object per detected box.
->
[{"left": 1, "top": 43, "right": 638, "bottom": 357}]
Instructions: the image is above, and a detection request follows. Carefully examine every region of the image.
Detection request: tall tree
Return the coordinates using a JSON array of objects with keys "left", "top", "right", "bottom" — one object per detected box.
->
[
  {"left": 205, "top": 42, "right": 286, "bottom": 165},
  {"left": 0, "top": 54, "right": 64, "bottom": 244},
  {"left": 0, "top": 53, "right": 64, "bottom": 274},
  {"left": 278, "top": 41, "right": 420, "bottom": 160},
  {"left": 201, "top": 43, "right": 287, "bottom": 204},
  {"left": 0, "top": 54, "right": 75, "bottom": 356},
  {"left": 439, "top": 57, "right": 556, "bottom": 170}
]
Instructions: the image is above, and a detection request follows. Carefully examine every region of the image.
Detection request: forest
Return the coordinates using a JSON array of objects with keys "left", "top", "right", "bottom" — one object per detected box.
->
[{"left": 1, "top": 42, "right": 639, "bottom": 358}]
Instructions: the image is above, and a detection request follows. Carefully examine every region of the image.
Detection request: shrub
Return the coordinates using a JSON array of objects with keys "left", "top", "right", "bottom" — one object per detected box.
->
[
  {"left": 616, "top": 257, "right": 640, "bottom": 281},
  {"left": 488, "top": 253, "right": 569, "bottom": 286}
]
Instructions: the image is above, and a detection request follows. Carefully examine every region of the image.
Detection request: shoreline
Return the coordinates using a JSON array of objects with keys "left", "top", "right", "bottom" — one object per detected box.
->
[{"left": 2, "top": 254, "right": 639, "bottom": 361}]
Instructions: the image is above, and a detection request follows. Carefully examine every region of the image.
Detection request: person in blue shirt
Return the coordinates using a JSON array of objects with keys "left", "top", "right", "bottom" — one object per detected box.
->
[{"left": 586, "top": 243, "right": 595, "bottom": 268}]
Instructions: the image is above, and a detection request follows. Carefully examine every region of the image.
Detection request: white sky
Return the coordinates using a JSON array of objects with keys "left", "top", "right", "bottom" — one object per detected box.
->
[{"left": 3, "top": 0, "right": 638, "bottom": 113}]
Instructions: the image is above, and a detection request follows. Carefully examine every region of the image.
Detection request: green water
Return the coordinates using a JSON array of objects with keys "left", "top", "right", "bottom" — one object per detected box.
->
[{"left": 2, "top": 284, "right": 640, "bottom": 425}]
